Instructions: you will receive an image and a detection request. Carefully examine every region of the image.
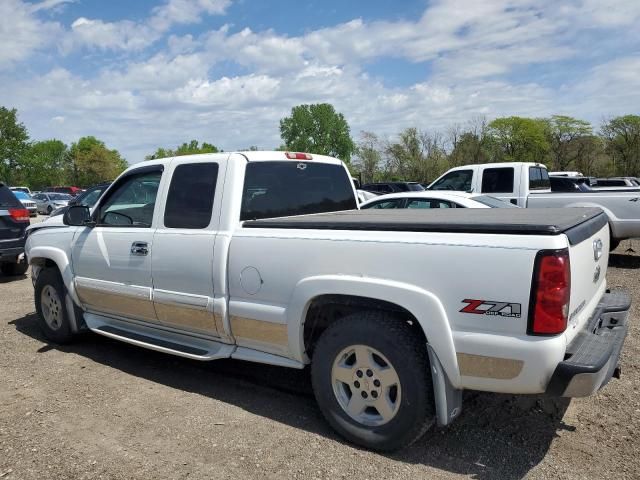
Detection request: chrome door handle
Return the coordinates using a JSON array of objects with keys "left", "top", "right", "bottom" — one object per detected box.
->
[{"left": 131, "top": 241, "right": 149, "bottom": 256}]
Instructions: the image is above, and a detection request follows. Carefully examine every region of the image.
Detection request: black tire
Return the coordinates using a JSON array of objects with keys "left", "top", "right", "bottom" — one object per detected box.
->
[
  {"left": 0, "top": 258, "right": 28, "bottom": 276},
  {"left": 311, "top": 311, "right": 435, "bottom": 451},
  {"left": 610, "top": 238, "right": 620, "bottom": 252},
  {"left": 47, "top": 205, "right": 53, "bottom": 214},
  {"left": 34, "top": 268, "right": 74, "bottom": 344}
]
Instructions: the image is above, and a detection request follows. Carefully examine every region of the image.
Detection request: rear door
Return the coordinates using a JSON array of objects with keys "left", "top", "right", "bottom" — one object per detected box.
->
[
  {"left": 71, "top": 166, "right": 163, "bottom": 323},
  {"left": 151, "top": 156, "right": 227, "bottom": 336}
]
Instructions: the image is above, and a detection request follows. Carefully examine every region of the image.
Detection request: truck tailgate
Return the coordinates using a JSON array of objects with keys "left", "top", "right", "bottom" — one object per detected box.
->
[{"left": 564, "top": 214, "right": 610, "bottom": 344}]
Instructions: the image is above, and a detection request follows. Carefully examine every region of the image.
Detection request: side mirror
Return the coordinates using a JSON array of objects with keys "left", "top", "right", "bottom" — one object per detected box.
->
[{"left": 63, "top": 205, "right": 93, "bottom": 227}]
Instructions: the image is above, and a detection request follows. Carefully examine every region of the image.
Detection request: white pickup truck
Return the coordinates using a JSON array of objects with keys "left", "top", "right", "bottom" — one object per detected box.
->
[
  {"left": 428, "top": 162, "right": 640, "bottom": 249},
  {"left": 25, "top": 151, "right": 630, "bottom": 451}
]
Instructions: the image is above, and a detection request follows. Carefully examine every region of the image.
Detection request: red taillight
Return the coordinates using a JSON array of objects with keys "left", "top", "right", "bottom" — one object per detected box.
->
[
  {"left": 8, "top": 208, "right": 30, "bottom": 222},
  {"left": 529, "top": 249, "right": 571, "bottom": 335},
  {"left": 285, "top": 152, "right": 313, "bottom": 160}
]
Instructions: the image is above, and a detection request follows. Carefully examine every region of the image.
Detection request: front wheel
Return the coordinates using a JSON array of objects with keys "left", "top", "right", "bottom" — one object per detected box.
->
[
  {"left": 311, "top": 311, "right": 435, "bottom": 451},
  {"left": 46, "top": 205, "right": 53, "bottom": 214},
  {"left": 35, "top": 268, "right": 75, "bottom": 344}
]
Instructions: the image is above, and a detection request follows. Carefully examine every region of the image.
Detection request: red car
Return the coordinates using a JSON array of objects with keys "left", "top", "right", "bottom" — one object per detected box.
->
[{"left": 44, "top": 186, "right": 83, "bottom": 197}]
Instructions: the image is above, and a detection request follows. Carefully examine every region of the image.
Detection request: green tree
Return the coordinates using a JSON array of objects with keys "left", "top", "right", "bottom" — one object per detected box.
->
[
  {"left": 385, "top": 128, "right": 446, "bottom": 182},
  {"left": 279, "top": 103, "right": 355, "bottom": 162},
  {"left": 19, "top": 140, "right": 68, "bottom": 190},
  {"left": 0, "top": 107, "right": 29, "bottom": 184},
  {"left": 67, "top": 136, "right": 128, "bottom": 186},
  {"left": 488, "top": 116, "right": 550, "bottom": 163},
  {"left": 600, "top": 115, "right": 640, "bottom": 176},
  {"left": 353, "top": 131, "right": 382, "bottom": 184},
  {"left": 546, "top": 115, "right": 593, "bottom": 171},
  {"left": 146, "top": 140, "right": 219, "bottom": 159},
  {"left": 449, "top": 133, "right": 492, "bottom": 166}
]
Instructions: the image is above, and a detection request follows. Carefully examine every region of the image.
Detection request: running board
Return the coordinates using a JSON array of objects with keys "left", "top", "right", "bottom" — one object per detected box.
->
[{"left": 84, "top": 313, "right": 235, "bottom": 361}]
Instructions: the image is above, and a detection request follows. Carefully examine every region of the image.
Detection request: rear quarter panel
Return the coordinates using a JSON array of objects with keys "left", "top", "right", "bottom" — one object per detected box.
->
[{"left": 228, "top": 228, "right": 569, "bottom": 390}]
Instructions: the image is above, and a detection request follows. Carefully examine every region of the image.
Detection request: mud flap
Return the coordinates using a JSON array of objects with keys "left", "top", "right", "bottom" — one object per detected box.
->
[{"left": 427, "top": 344, "right": 463, "bottom": 426}]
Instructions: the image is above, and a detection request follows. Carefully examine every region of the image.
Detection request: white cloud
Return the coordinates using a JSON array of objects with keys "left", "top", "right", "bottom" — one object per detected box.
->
[
  {"left": 0, "top": 0, "right": 638, "bottom": 164},
  {"left": 0, "top": 0, "right": 63, "bottom": 68},
  {"left": 67, "top": 0, "right": 233, "bottom": 51}
]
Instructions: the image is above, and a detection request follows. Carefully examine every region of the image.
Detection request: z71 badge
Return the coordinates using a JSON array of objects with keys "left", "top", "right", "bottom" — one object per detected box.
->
[{"left": 460, "top": 299, "right": 522, "bottom": 318}]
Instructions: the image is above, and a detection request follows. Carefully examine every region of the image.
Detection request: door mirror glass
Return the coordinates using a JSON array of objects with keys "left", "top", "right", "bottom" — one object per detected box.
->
[{"left": 63, "top": 205, "right": 91, "bottom": 226}]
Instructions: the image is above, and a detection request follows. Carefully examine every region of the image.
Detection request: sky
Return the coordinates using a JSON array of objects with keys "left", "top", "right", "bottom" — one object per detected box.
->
[{"left": 1, "top": 0, "right": 639, "bottom": 164}]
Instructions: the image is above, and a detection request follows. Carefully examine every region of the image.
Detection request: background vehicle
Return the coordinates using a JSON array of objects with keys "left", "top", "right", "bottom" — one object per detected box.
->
[
  {"left": 548, "top": 171, "right": 583, "bottom": 177},
  {"left": 50, "top": 182, "right": 111, "bottom": 217},
  {"left": 592, "top": 177, "right": 640, "bottom": 188},
  {"left": 0, "top": 183, "right": 29, "bottom": 276},
  {"left": 355, "top": 189, "right": 378, "bottom": 204},
  {"left": 550, "top": 176, "right": 593, "bottom": 193},
  {"left": 429, "top": 162, "right": 640, "bottom": 248},
  {"left": 13, "top": 191, "right": 38, "bottom": 216},
  {"left": 25, "top": 151, "right": 628, "bottom": 451},
  {"left": 360, "top": 191, "right": 517, "bottom": 209},
  {"left": 33, "top": 192, "right": 72, "bottom": 214},
  {"left": 10, "top": 186, "right": 32, "bottom": 194},
  {"left": 361, "top": 181, "right": 425, "bottom": 194},
  {"left": 45, "top": 186, "right": 83, "bottom": 197}
]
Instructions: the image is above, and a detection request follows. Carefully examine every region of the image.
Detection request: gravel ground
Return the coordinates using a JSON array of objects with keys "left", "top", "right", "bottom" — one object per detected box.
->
[{"left": 1, "top": 219, "right": 638, "bottom": 479}]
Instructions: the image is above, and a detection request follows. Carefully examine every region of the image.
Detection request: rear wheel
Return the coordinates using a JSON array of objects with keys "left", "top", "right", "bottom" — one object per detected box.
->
[
  {"left": 35, "top": 268, "right": 74, "bottom": 344},
  {"left": 46, "top": 205, "right": 53, "bottom": 215},
  {"left": 311, "top": 311, "right": 435, "bottom": 451},
  {"left": 610, "top": 237, "right": 621, "bottom": 252}
]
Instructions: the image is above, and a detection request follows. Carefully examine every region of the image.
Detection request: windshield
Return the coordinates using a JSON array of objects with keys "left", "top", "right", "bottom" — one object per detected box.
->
[
  {"left": 473, "top": 195, "right": 518, "bottom": 208},
  {"left": 407, "top": 183, "right": 425, "bottom": 191},
  {"left": 240, "top": 161, "right": 357, "bottom": 221},
  {"left": 14, "top": 191, "right": 31, "bottom": 200},
  {"left": 50, "top": 193, "right": 72, "bottom": 200}
]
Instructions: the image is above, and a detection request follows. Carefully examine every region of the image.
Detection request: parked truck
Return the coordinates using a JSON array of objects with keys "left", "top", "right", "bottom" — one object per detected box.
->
[
  {"left": 25, "top": 151, "right": 630, "bottom": 451},
  {"left": 428, "top": 162, "right": 640, "bottom": 249}
]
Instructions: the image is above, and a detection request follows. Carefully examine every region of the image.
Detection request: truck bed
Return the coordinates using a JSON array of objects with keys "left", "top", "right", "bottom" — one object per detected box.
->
[{"left": 244, "top": 208, "right": 607, "bottom": 245}]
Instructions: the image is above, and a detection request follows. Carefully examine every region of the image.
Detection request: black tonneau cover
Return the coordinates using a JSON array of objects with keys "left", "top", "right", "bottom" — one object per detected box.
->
[{"left": 243, "top": 208, "right": 607, "bottom": 245}]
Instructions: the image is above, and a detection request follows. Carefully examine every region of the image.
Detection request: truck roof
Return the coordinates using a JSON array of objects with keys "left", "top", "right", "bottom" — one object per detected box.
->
[
  {"left": 244, "top": 207, "right": 606, "bottom": 245},
  {"left": 445, "top": 162, "right": 547, "bottom": 171},
  {"left": 125, "top": 151, "right": 344, "bottom": 172}
]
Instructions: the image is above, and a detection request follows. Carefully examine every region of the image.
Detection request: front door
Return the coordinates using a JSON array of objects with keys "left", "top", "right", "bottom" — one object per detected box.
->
[{"left": 71, "top": 166, "right": 164, "bottom": 323}]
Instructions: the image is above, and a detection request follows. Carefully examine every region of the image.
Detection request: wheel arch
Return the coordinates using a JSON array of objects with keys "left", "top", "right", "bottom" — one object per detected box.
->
[
  {"left": 287, "top": 275, "right": 460, "bottom": 386},
  {"left": 28, "top": 246, "right": 80, "bottom": 305}
]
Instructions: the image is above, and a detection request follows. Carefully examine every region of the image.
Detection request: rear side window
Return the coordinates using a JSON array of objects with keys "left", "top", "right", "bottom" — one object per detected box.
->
[
  {"left": 529, "top": 167, "right": 550, "bottom": 190},
  {"left": 165, "top": 163, "right": 218, "bottom": 229},
  {"left": 430, "top": 170, "right": 473, "bottom": 191},
  {"left": 406, "top": 198, "right": 453, "bottom": 209},
  {"left": 241, "top": 161, "right": 357, "bottom": 221},
  {"left": 0, "top": 186, "right": 21, "bottom": 208},
  {"left": 361, "top": 199, "right": 403, "bottom": 209},
  {"left": 481, "top": 168, "right": 514, "bottom": 193}
]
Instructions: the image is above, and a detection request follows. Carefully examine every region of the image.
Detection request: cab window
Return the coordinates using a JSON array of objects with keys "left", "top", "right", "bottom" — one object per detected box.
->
[
  {"left": 481, "top": 168, "right": 514, "bottom": 193},
  {"left": 406, "top": 199, "right": 453, "bottom": 208},
  {"left": 164, "top": 163, "right": 218, "bottom": 229},
  {"left": 97, "top": 170, "right": 162, "bottom": 227},
  {"left": 430, "top": 170, "right": 472, "bottom": 191},
  {"left": 361, "top": 199, "right": 403, "bottom": 209}
]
